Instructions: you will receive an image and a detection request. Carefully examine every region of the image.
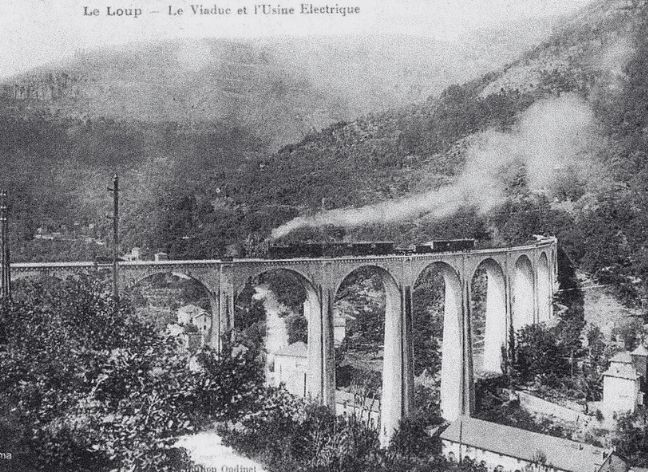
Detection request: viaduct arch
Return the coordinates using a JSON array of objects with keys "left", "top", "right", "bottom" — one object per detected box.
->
[{"left": 8, "top": 238, "right": 558, "bottom": 445}]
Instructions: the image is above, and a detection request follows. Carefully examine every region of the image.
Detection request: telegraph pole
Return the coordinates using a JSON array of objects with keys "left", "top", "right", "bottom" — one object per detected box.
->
[
  {"left": 0, "top": 190, "right": 10, "bottom": 303},
  {"left": 320, "top": 197, "right": 326, "bottom": 241},
  {"left": 107, "top": 174, "right": 119, "bottom": 305}
]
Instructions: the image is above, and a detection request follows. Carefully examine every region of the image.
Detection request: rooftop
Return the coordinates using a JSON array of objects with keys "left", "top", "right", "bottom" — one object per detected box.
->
[
  {"left": 440, "top": 416, "right": 614, "bottom": 472},
  {"left": 632, "top": 344, "right": 648, "bottom": 357},
  {"left": 610, "top": 351, "right": 633, "bottom": 364},
  {"left": 604, "top": 361, "right": 639, "bottom": 380},
  {"left": 177, "top": 304, "right": 208, "bottom": 316}
]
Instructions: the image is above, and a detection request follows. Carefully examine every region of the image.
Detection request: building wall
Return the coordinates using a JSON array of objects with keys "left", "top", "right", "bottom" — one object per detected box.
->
[
  {"left": 603, "top": 376, "right": 640, "bottom": 415},
  {"left": 177, "top": 311, "right": 192, "bottom": 325},
  {"left": 517, "top": 391, "right": 586, "bottom": 424},
  {"left": 275, "top": 355, "right": 308, "bottom": 397},
  {"left": 441, "top": 440, "right": 564, "bottom": 472},
  {"left": 193, "top": 314, "right": 211, "bottom": 335},
  {"left": 335, "top": 390, "right": 381, "bottom": 429},
  {"left": 334, "top": 325, "right": 346, "bottom": 346}
]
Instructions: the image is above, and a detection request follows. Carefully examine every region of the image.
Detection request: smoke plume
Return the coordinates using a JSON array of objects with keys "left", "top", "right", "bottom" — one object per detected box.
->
[{"left": 271, "top": 94, "right": 600, "bottom": 239}]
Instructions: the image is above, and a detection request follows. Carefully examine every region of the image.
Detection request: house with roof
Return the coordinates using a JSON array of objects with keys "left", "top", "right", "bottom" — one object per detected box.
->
[
  {"left": 440, "top": 416, "right": 627, "bottom": 472},
  {"left": 168, "top": 304, "right": 212, "bottom": 350},
  {"left": 176, "top": 304, "right": 211, "bottom": 337},
  {"left": 154, "top": 252, "right": 169, "bottom": 261},
  {"left": 122, "top": 247, "right": 141, "bottom": 261},
  {"left": 334, "top": 315, "right": 347, "bottom": 346},
  {"left": 602, "top": 351, "right": 644, "bottom": 417},
  {"left": 273, "top": 341, "right": 308, "bottom": 397},
  {"left": 333, "top": 313, "right": 357, "bottom": 347}
]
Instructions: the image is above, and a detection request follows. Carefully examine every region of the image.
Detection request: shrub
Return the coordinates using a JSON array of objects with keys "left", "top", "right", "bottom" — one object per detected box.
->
[
  {"left": 220, "top": 386, "right": 384, "bottom": 472},
  {"left": 388, "top": 412, "right": 443, "bottom": 459},
  {"left": 0, "top": 275, "right": 264, "bottom": 471},
  {"left": 512, "top": 324, "right": 570, "bottom": 383}
]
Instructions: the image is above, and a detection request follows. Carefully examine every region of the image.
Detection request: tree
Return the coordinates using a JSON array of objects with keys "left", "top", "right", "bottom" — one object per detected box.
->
[
  {"left": 388, "top": 412, "right": 443, "bottom": 458},
  {"left": 412, "top": 271, "right": 445, "bottom": 376},
  {"left": 612, "top": 410, "right": 648, "bottom": 468},
  {"left": 0, "top": 274, "right": 264, "bottom": 471},
  {"left": 512, "top": 324, "right": 570, "bottom": 383},
  {"left": 286, "top": 314, "right": 308, "bottom": 344},
  {"left": 554, "top": 247, "right": 585, "bottom": 353}
]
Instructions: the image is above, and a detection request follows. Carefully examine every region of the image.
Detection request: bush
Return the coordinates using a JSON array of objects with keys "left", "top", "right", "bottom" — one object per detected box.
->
[
  {"left": 220, "top": 383, "right": 489, "bottom": 472},
  {"left": 512, "top": 324, "right": 570, "bottom": 383},
  {"left": 221, "top": 386, "right": 384, "bottom": 472},
  {"left": 612, "top": 410, "right": 648, "bottom": 467},
  {"left": 0, "top": 274, "right": 264, "bottom": 471},
  {"left": 388, "top": 412, "right": 443, "bottom": 458}
]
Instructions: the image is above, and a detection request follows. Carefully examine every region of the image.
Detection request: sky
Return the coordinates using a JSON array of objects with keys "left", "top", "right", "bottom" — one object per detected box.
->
[{"left": 0, "top": 0, "right": 595, "bottom": 78}]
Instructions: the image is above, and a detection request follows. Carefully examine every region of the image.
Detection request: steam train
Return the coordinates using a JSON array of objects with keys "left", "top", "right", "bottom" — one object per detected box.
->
[{"left": 258, "top": 239, "right": 476, "bottom": 259}]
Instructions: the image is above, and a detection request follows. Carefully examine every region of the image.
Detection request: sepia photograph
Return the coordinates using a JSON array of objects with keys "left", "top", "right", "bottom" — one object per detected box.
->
[{"left": 0, "top": 0, "right": 647, "bottom": 471}]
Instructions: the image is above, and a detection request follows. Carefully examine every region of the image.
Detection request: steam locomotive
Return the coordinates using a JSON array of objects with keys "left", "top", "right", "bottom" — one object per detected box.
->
[{"left": 259, "top": 239, "right": 476, "bottom": 259}]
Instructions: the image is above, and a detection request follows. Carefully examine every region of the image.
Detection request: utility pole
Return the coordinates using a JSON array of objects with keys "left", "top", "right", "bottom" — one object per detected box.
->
[
  {"left": 107, "top": 174, "right": 119, "bottom": 305},
  {"left": 0, "top": 190, "right": 10, "bottom": 303},
  {"left": 320, "top": 197, "right": 326, "bottom": 241}
]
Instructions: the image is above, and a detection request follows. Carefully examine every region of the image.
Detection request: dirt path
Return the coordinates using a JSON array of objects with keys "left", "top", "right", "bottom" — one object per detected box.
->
[{"left": 176, "top": 430, "right": 266, "bottom": 471}]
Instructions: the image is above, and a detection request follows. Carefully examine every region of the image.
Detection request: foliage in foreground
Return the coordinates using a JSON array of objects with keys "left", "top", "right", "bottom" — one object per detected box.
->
[
  {"left": 0, "top": 275, "right": 264, "bottom": 472},
  {"left": 219, "top": 387, "right": 485, "bottom": 472},
  {"left": 612, "top": 410, "right": 648, "bottom": 468}
]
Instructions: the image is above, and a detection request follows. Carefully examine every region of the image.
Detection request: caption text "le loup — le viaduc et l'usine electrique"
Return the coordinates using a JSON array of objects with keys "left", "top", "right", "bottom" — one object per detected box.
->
[{"left": 83, "top": 3, "right": 362, "bottom": 19}]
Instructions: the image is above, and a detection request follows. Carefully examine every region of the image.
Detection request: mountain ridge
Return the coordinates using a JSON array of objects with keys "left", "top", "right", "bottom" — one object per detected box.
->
[
  {"left": 5, "top": 0, "right": 648, "bottom": 317},
  {"left": 1, "top": 20, "right": 561, "bottom": 149}
]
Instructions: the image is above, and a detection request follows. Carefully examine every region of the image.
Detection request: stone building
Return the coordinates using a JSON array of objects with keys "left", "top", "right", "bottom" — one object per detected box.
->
[
  {"left": 168, "top": 304, "right": 212, "bottom": 350},
  {"left": 122, "top": 247, "right": 141, "bottom": 261},
  {"left": 602, "top": 351, "right": 643, "bottom": 416},
  {"left": 272, "top": 341, "right": 308, "bottom": 397},
  {"left": 177, "top": 304, "right": 211, "bottom": 336},
  {"left": 440, "top": 416, "right": 626, "bottom": 472}
]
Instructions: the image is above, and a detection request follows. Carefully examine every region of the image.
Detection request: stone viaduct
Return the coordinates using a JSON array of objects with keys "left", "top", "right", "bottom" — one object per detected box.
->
[{"left": 9, "top": 237, "right": 558, "bottom": 445}]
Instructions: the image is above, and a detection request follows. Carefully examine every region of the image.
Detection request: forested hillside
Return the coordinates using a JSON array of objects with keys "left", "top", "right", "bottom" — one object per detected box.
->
[
  {"left": 3, "top": 0, "right": 648, "bottom": 308},
  {"left": 245, "top": 0, "right": 648, "bottom": 308},
  {"left": 0, "top": 25, "right": 557, "bottom": 262}
]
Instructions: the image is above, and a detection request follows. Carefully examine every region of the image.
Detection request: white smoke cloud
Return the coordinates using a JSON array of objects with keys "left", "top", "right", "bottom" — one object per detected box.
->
[{"left": 271, "top": 93, "right": 599, "bottom": 239}]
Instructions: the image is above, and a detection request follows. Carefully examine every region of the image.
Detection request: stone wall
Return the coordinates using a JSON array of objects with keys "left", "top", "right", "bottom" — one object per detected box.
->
[{"left": 516, "top": 390, "right": 587, "bottom": 424}]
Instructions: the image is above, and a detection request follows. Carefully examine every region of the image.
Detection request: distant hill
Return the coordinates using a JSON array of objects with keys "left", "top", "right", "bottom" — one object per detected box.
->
[
  {"left": 1, "top": 23, "right": 558, "bottom": 149},
  {"left": 0, "top": 19, "right": 565, "bottom": 262},
  {"left": 229, "top": 0, "right": 638, "bottom": 228}
]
